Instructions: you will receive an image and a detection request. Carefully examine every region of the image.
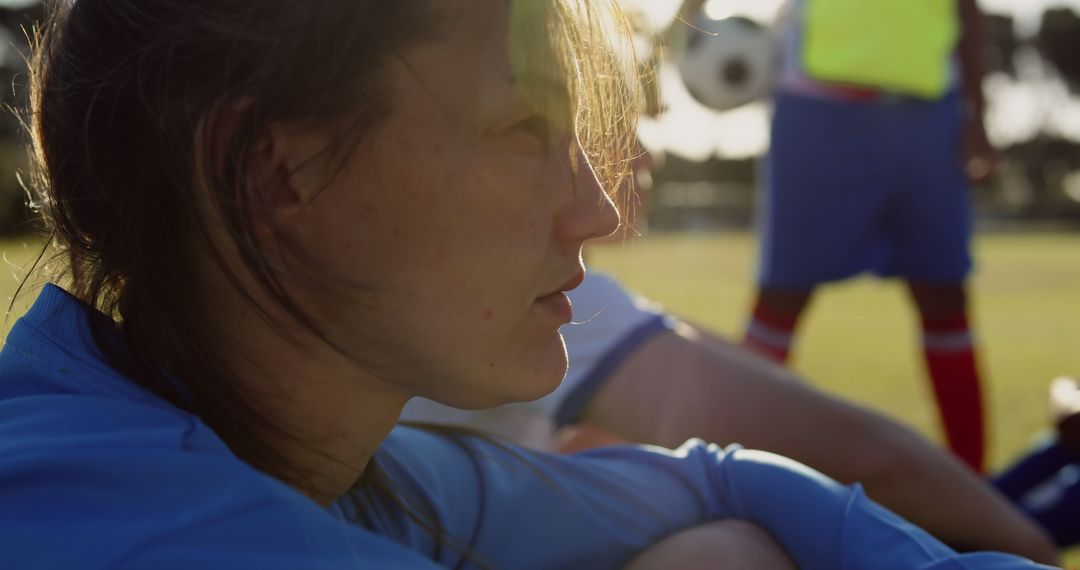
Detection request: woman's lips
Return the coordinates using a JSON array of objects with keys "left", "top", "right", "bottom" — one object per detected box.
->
[
  {"left": 556, "top": 270, "right": 586, "bottom": 294},
  {"left": 535, "top": 270, "right": 584, "bottom": 323},
  {"left": 535, "top": 290, "right": 573, "bottom": 323}
]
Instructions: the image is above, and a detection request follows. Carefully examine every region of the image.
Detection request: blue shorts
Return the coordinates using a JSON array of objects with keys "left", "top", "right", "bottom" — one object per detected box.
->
[{"left": 758, "top": 91, "right": 973, "bottom": 290}]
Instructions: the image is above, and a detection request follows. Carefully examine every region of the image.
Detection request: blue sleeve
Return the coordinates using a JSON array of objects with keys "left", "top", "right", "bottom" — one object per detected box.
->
[{"left": 363, "top": 427, "right": 1052, "bottom": 570}]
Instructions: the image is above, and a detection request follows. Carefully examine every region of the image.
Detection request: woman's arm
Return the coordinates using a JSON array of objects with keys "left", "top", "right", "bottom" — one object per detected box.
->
[
  {"left": 957, "top": 0, "right": 997, "bottom": 182},
  {"left": 367, "top": 427, "right": 1053, "bottom": 570},
  {"left": 575, "top": 322, "right": 1058, "bottom": 563}
]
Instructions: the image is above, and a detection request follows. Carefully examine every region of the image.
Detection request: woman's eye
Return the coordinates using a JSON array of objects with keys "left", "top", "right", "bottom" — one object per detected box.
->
[{"left": 510, "top": 116, "right": 552, "bottom": 147}]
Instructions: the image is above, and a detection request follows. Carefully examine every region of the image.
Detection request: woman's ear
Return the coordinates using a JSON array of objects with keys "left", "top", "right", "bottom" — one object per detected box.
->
[
  {"left": 196, "top": 99, "right": 331, "bottom": 229},
  {"left": 262, "top": 123, "right": 334, "bottom": 218}
]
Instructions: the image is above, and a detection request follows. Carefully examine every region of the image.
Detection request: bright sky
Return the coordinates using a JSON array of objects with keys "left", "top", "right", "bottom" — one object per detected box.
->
[
  {"left": 0, "top": 0, "right": 1074, "bottom": 157},
  {"left": 627, "top": 0, "right": 1080, "bottom": 159}
]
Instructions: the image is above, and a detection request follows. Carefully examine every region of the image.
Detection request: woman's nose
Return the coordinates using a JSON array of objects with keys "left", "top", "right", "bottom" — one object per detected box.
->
[{"left": 558, "top": 149, "right": 621, "bottom": 245}]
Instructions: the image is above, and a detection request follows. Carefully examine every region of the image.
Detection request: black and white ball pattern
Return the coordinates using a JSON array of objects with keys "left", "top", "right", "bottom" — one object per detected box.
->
[{"left": 679, "top": 15, "right": 776, "bottom": 112}]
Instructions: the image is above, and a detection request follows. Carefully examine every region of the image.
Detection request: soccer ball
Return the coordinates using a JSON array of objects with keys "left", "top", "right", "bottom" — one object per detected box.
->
[{"left": 679, "top": 15, "right": 776, "bottom": 112}]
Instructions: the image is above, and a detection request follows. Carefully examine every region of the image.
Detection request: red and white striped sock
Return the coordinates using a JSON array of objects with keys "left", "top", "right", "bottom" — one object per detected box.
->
[
  {"left": 743, "top": 302, "right": 799, "bottom": 363},
  {"left": 922, "top": 313, "right": 986, "bottom": 473}
]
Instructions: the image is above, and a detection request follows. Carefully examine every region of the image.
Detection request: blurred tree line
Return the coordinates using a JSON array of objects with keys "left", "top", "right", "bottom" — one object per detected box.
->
[
  {"left": 999, "top": 7, "right": 1080, "bottom": 221},
  {"left": 0, "top": 4, "right": 1077, "bottom": 233}
]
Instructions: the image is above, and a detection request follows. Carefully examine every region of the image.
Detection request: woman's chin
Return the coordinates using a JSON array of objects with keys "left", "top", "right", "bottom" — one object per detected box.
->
[
  {"left": 515, "top": 370, "right": 566, "bottom": 404},
  {"left": 488, "top": 339, "right": 569, "bottom": 406},
  {"left": 527, "top": 336, "right": 571, "bottom": 398}
]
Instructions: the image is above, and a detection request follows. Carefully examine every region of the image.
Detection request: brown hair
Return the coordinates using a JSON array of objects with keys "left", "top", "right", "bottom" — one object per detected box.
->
[{"left": 25, "top": 0, "right": 643, "bottom": 506}]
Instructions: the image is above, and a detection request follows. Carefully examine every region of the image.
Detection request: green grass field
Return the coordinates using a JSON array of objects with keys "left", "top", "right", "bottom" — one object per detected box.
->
[{"left": 591, "top": 230, "right": 1080, "bottom": 471}]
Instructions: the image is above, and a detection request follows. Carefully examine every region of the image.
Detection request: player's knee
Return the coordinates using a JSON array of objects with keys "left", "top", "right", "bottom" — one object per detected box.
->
[
  {"left": 624, "top": 520, "right": 797, "bottom": 570},
  {"left": 908, "top": 280, "right": 968, "bottom": 319},
  {"left": 755, "top": 287, "right": 812, "bottom": 318}
]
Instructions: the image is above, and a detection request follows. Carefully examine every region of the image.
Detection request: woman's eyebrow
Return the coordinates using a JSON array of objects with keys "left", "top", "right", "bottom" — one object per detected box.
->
[
  {"left": 504, "top": 74, "right": 574, "bottom": 120},
  {"left": 507, "top": 73, "right": 569, "bottom": 98}
]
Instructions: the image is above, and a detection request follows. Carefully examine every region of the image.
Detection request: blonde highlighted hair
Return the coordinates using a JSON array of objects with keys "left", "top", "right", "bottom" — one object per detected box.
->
[{"left": 511, "top": 0, "right": 648, "bottom": 217}]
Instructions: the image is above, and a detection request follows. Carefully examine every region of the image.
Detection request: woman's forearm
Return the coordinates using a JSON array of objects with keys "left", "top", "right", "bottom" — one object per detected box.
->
[
  {"left": 852, "top": 424, "right": 1058, "bottom": 564},
  {"left": 581, "top": 326, "right": 1057, "bottom": 563}
]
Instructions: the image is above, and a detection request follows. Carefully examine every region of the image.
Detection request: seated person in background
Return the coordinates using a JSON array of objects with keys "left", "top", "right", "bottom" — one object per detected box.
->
[{"left": 993, "top": 377, "right": 1080, "bottom": 548}]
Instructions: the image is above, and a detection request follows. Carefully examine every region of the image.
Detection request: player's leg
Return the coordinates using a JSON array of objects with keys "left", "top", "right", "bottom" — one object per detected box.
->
[
  {"left": 994, "top": 438, "right": 1074, "bottom": 503},
  {"left": 748, "top": 92, "right": 893, "bottom": 363},
  {"left": 743, "top": 286, "right": 812, "bottom": 362},
  {"left": 994, "top": 378, "right": 1080, "bottom": 548},
  {"left": 907, "top": 280, "right": 986, "bottom": 473},
  {"left": 994, "top": 439, "right": 1080, "bottom": 548},
  {"left": 1022, "top": 468, "right": 1080, "bottom": 549},
  {"left": 624, "top": 520, "right": 796, "bottom": 570},
  {"left": 891, "top": 91, "right": 984, "bottom": 472}
]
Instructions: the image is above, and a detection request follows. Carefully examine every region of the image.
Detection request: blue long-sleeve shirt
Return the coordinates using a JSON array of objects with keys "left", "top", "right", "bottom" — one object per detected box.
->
[{"left": 0, "top": 285, "right": 1053, "bottom": 569}]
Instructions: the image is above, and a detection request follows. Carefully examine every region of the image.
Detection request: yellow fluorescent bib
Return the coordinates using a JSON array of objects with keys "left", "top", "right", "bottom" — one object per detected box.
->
[{"left": 802, "top": 0, "right": 958, "bottom": 98}]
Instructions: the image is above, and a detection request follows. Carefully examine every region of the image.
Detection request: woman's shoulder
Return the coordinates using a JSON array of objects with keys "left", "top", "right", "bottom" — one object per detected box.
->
[
  {"left": 0, "top": 285, "right": 224, "bottom": 463},
  {"left": 0, "top": 287, "right": 441, "bottom": 569},
  {"left": 0, "top": 381, "right": 443, "bottom": 570}
]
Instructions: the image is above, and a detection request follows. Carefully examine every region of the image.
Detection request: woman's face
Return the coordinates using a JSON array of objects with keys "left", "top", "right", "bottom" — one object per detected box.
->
[{"left": 284, "top": 0, "right": 620, "bottom": 409}]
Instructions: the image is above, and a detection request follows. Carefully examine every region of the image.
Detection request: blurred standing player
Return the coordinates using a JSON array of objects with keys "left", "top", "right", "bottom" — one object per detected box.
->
[{"left": 739, "top": 0, "right": 996, "bottom": 473}]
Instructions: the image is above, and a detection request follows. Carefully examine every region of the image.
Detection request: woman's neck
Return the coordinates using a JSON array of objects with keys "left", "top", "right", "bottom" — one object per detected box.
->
[
  {"left": 255, "top": 339, "right": 411, "bottom": 506},
  {"left": 210, "top": 289, "right": 411, "bottom": 506}
]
